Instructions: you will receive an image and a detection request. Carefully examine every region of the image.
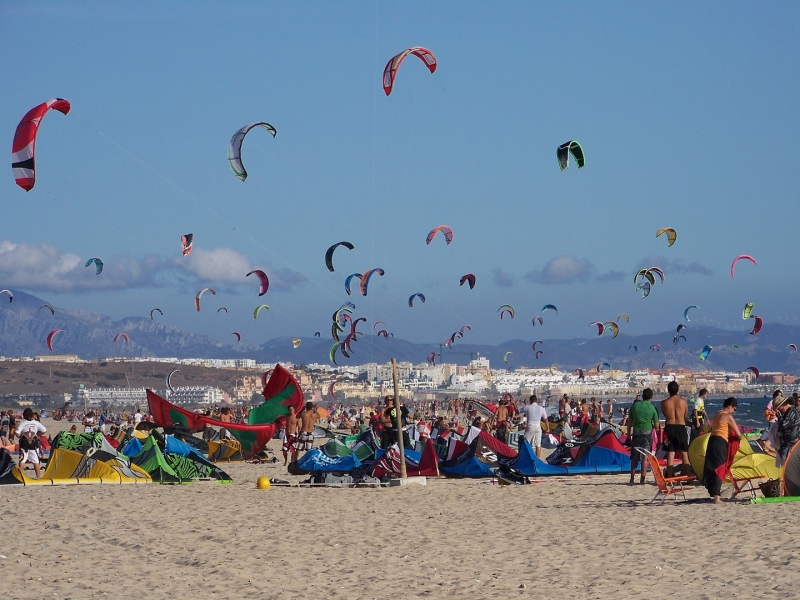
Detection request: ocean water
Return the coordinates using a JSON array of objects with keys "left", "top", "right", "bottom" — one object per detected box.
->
[{"left": 608, "top": 396, "right": 771, "bottom": 429}]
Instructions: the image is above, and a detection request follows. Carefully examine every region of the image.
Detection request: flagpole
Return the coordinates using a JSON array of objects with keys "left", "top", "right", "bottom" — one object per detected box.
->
[{"left": 391, "top": 358, "right": 407, "bottom": 479}]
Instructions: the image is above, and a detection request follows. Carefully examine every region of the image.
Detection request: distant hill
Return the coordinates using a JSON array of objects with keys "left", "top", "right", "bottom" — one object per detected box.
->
[{"left": 0, "top": 290, "right": 798, "bottom": 374}]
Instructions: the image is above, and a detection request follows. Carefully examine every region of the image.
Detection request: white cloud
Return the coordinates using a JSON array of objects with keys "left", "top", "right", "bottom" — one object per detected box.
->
[
  {"left": 0, "top": 241, "right": 164, "bottom": 292},
  {"left": 525, "top": 256, "right": 594, "bottom": 285},
  {"left": 175, "top": 247, "right": 308, "bottom": 291}
]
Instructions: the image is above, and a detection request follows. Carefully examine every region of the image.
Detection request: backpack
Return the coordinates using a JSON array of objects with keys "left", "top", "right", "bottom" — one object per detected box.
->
[{"left": 19, "top": 430, "right": 40, "bottom": 451}]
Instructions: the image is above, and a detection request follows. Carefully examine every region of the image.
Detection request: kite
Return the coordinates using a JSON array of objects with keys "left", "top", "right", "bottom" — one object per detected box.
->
[
  {"left": 150, "top": 308, "right": 163, "bottom": 319},
  {"left": 195, "top": 288, "right": 215, "bottom": 311},
  {"left": 746, "top": 366, "right": 760, "bottom": 379},
  {"left": 789, "top": 344, "right": 798, "bottom": 352},
  {"left": 38, "top": 304, "right": 54, "bottom": 315},
  {"left": 542, "top": 304, "right": 558, "bottom": 315},
  {"left": 231, "top": 332, "right": 241, "bottom": 342},
  {"left": 616, "top": 313, "right": 630, "bottom": 323},
  {"left": 314, "top": 332, "right": 320, "bottom": 337},
  {"left": 408, "top": 293, "right": 426, "bottom": 307},
  {"left": 325, "top": 242, "right": 354, "bottom": 272},
  {"left": 532, "top": 316, "right": 543, "bottom": 326},
  {"left": 460, "top": 274, "right": 476, "bottom": 289},
  {"left": 426, "top": 225, "right": 453, "bottom": 245},
  {"left": 246, "top": 270, "right": 270, "bottom": 296},
  {"left": 699, "top": 345, "right": 713, "bottom": 361},
  {"left": 575, "top": 369, "right": 584, "bottom": 379},
  {"left": 373, "top": 321, "right": 386, "bottom": 333},
  {"left": 673, "top": 335, "right": 686, "bottom": 344},
  {"left": 731, "top": 344, "right": 740, "bottom": 350},
  {"left": 629, "top": 345, "right": 638, "bottom": 352},
  {"left": 676, "top": 324, "right": 686, "bottom": 334},
  {"left": 329, "top": 342, "right": 342, "bottom": 365},
  {"left": 656, "top": 228, "right": 677, "bottom": 247},
  {"left": 344, "top": 273, "right": 362, "bottom": 296},
  {"left": 503, "top": 351, "right": 513, "bottom": 364},
  {"left": 253, "top": 304, "right": 270, "bottom": 320},
  {"left": 377, "top": 330, "right": 391, "bottom": 338},
  {"left": 650, "top": 344, "right": 661, "bottom": 351},
  {"left": 459, "top": 325, "right": 471, "bottom": 335},
  {"left": 557, "top": 140, "right": 585, "bottom": 170},
  {"left": 532, "top": 340, "right": 542, "bottom": 351},
  {"left": 0, "top": 290, "right": 11, "bottom": 303},
  {"left": 684, "top": 306, "right": 699, "bottom": 321},
  {"left": 46, "top": 329, "right": 63, "bottom": 351},
  {"left": 743, "top": 302, "right": 754, "bottom": 320},
  {"left": 181, "top": 233, "right": 193, "bottom": 256},
  {"left": 359, "top": 268, "right": 384, "bottom": 296},
  {"left": 113, "top": 332, "right": 129, "bottom": 344},
  {"left": 549, "top": 364, "right": 558, "bottom": 375},
  {"left": 382, "top": 47, "right": 437, "bottom": 96},
  {"left": 603, "top": 322, "right": 620, "bottom": 338},
  {"left": 427, "top": 351, "right": 439, "bottom": 365},
  {"left": 85, "top": 258, "right": 103, "bottom": 275},
  {"left": 292, "top": 338, "right": 301, "bottom": 348},
  {"left": 328, "top": 381, "right": 338, "bottom": 399},
  {"left": 598, "top": 362, "right": 611, "bottom": 372},
  {"left": 637, "top": 281, "right": 651, "bottom": 298},
  {"left": 12, "top": 98, "right": 71, "bottom": 191},
  {"left": 590, "top": 321, "right": 605, "bottom": 336},
  {"left": 750, "top": 315, "right": 763, "bottom": 335},
  {"left": 498, "top": 305, "right": 515, "bottom": 320},
  {"left": 535, "top": 351, "right": 543, "bottom": 359},
  {"left": 217, "top": 307, "right": 227, "bottom": 314},
  {"left": 166, "top": 369, "right": 180, "bottom": 393},
  {"left": 730, "top": 255, "right": 757, "bottom": 279},
  {"left": 228, "top": 122, "right": 276, "bottom": 182}
]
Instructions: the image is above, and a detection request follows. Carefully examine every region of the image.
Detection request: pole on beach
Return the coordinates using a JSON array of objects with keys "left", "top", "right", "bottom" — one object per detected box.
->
[{"left": 391, "top": 358, "right": 407, "bottom": 479}]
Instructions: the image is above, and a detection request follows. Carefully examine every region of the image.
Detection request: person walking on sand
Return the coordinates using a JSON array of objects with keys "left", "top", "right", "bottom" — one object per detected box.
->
[
  {"left": 703, "top": 397, "right": 742, "bottom": 504},
  {"left": 627, "top": 389, "right": 660, "bottom": 484},
  {"left": 661, "top": 381, "right": 691, "bottom": 477},
  {"left": 296, "top": 402, "right": 319, "bottom": 460}
]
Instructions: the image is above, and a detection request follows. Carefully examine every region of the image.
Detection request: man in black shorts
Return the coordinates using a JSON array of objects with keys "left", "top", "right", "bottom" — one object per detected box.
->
[{"left": 661, "top": 381, "right": 691, "bottom": 477}]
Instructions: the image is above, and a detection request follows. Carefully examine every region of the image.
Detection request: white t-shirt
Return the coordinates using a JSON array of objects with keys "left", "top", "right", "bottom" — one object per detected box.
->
[
  {"left": 16, "top": 419, "right": 46, "bottom": 436},
  {"left": 134, "top": 412, "right": 143, "bottom": 424},
  {"left": 524, "top": 404, "right": 547, "bottom": 429}
]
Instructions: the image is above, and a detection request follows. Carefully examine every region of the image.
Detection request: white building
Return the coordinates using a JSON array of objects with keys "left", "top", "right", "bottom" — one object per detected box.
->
[{"left": 167, "top": 386, "right": 225, "bottom": 406}]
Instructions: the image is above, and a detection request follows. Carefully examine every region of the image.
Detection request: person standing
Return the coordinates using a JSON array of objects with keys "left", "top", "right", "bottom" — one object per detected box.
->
[
  {"left": 281, "top": 406, "right": 299, "bottom": 466},
  {"left": 661, "top": 381, "right": 691, "bottom": 477},
  {"left": 773, "top": 394, "right": 800, "bottom": 467},
  {"left": 703, "top": 398, "right": 742, "bottom": 504},
  {"left": 523, "top": 395, "right": 548, "bottom": 458},
  {"left": 688, "top": 388, "right": 708, "bottom": 440},
  {"left": 16, "top": 408, "right": 47, "bottom": 478},
  {"left": 296, "top": 402, "right": 319, "bottom": 458},
  {"left": 494, "top": 400, "right": 510, "bottom": 444},
  {"left": 627, "top": 389, "right": 660, "bottom": 484},
  {"left": 605, "top": 399, "right": 613, "bottom": 424}
]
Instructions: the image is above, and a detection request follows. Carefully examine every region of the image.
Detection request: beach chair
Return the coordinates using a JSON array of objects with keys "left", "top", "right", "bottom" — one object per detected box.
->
[
  {"left": 637, "top": 448, "right": 696, "bottom": 504},
  {"left": 730, "top": 477, "right": 759, "bottom": 501}
]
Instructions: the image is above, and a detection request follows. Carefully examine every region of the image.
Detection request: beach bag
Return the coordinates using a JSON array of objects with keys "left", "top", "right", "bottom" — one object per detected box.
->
[
  {"left": 758, "top": 478, "right": 782, "bottom": 498},
  {"left": 19, "top": 431, "right": 39, "bottom": 451}
]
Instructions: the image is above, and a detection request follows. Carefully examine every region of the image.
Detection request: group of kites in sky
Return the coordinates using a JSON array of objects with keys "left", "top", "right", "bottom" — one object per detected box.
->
[{"left": 7, "top": 48, "right": 791, "bottom": 378}]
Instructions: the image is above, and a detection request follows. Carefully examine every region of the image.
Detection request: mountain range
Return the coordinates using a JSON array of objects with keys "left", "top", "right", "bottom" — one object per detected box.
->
[{"left": 1, "top": 291, "right": 799, "bottom": 374}]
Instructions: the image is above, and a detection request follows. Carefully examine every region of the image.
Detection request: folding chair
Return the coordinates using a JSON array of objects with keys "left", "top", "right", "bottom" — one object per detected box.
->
[
  {"left": 637, "top": 448, "right": 696, "bottom": 504},
  {"left": 730, "top": 477, "right": 760, "bottom": 501}
]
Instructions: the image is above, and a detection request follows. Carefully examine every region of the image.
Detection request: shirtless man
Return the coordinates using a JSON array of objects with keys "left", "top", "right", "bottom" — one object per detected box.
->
[
  {"left": 281, "top": 406, "right": 299, "bottom": 465},
  {"left": 296, "top": 402, "right": 319, "bottom": 459},
  {"left": 661, "top": 381, "right": 691, "bottom": 477},
  {"left": 494, "top": 400, "right": 510, "bottom": 443}
]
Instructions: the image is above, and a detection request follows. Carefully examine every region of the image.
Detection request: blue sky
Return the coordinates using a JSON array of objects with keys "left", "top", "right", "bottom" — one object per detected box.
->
[{"left": 1, "top": 2, "right": 799, "bottom": 351}]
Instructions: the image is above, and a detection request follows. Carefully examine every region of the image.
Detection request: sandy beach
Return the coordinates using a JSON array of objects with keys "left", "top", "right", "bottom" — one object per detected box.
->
[{"left": 1, "top": 419, "right": 797, "bottom": 600}]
